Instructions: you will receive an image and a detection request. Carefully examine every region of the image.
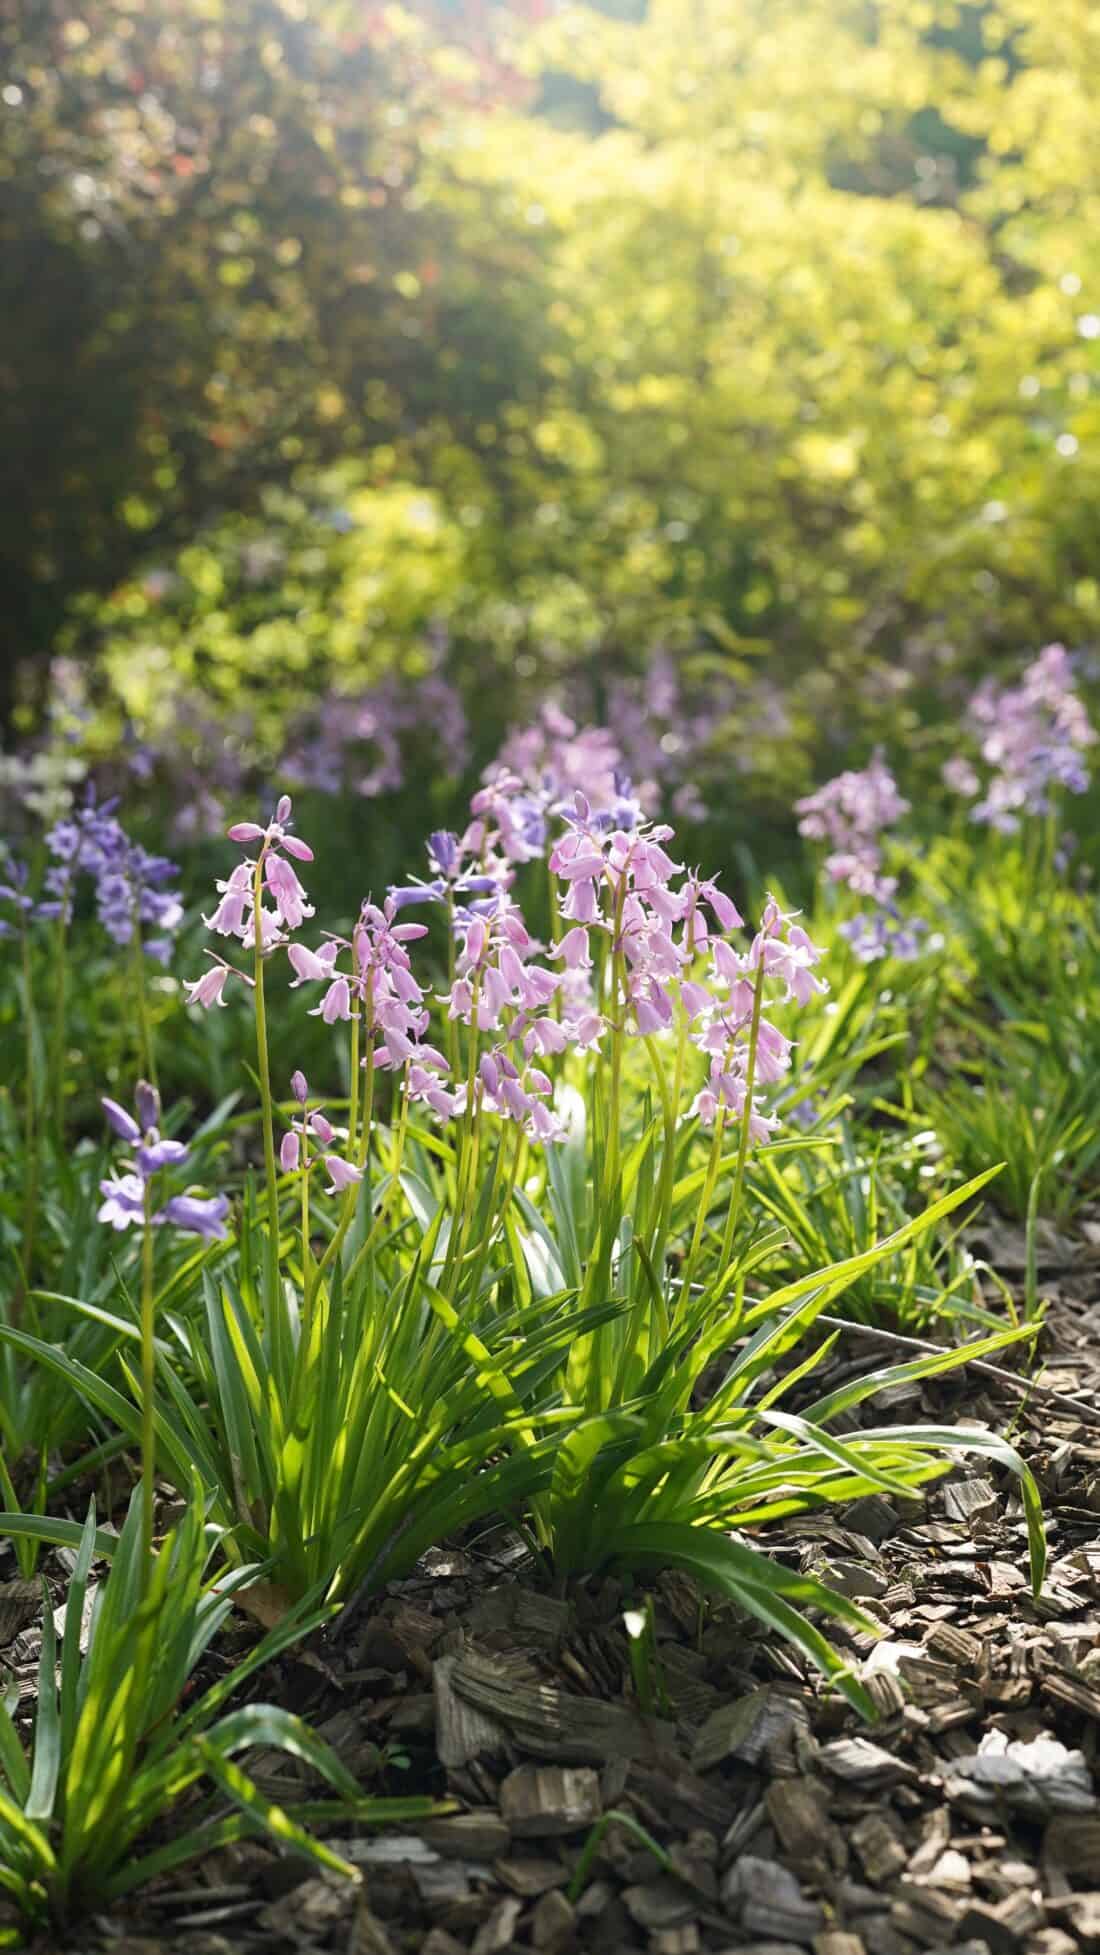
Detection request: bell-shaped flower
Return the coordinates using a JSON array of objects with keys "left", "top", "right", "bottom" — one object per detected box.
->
[
  {"left": 156, "top": 1193, "right": 231, "bottom": 1240},
  {"left": 98, "top": 1172, "right": 146, "bottom": 1230},
  {"left": 185, "top": 962, "right": 233, "bottom": 1009},
  {"left": 323, "top": 1155, "right": 363, "bottom": 1195}
]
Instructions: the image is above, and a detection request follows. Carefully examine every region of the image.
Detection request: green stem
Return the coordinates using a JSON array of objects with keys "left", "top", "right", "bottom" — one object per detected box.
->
[
  {"left": 341, "top": 1060, "right": 411, "bottom": 1289},
  {"left": 463, "top": 1124, "right": 515, "bottom": 1309},
  {"left": 652, "top": 989, "right": 691, "bottom": 1283},
  {"left": 383, "top": 1064, "right": 411, "bottom": 1232},
  {"left": 567, "top": 1811, "right": 672, "bottom": 1905},
  {"left": 679, "top": 1108, "right": 727, "bottom": 1304},
  {"left": 445, "top": 892, "right": 458, "bottom": 1072},
  {"left": 346, "top": 996, "right": 360, "bottom": 1162},
  {"left": 251, "top": 856, "right": 281, "bottom": 1290},
  {"left": 716, "top": 958, "right": 767, "bottom": 1279},
  {"left": 598, "top": 881, "right": 628, "bottom": 1221},
  {"left": 314, "top": 985, "right": 374, "bottom": 1291},
  {"left": 132, "top": 920, "right": 157, "bottom": 1091},
  {"left": 300, "top": 1140, "right": 314, "bottom": 1345},
  {"left": 141, "top": 1180, "right": 157, "bottom": 1574},
  {"left": 49, "top": 915, "right": 68, "bottom": 1136},
  {"left": 15, "top": 927, "right": 39, "bottom": 1327},
  {"left": 442, "top": 977, "right": 482, "bottom": 1292}
]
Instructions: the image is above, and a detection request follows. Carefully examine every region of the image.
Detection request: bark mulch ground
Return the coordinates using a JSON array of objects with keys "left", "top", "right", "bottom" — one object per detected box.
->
[{"left": 4, "top": 1245, "right": 1100, "bottom": 1955}]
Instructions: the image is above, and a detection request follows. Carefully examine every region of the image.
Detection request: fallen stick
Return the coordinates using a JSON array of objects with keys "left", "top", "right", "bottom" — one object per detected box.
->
[
  {"left": 813, "top": 1312, "right": 1100, "bottom": 1431},
  {"left": 689, "top": 1279, "right": 1100, "bottom": 1431}
]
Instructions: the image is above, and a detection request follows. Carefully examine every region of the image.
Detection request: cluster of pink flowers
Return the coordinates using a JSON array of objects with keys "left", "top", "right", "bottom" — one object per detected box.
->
[
  {"left": 686, "top": 897, "right": 825, "bottom": 1133},
  {"left": 279, "top": 1071, "right": 362, "bottom": 1195},
  {"left": 185, "top": 795, "right": 314, "bottom": 1006},
  {"left": 406, "top": 788, "right": 824, "bottom": 1143},
  {"left": 950, "top": 643, "right": 1096, "bottom": 832},
  {"left": 795, "top": 754, "right": 928, "bottom": 966},
  {"left": 794, "top": 752, "right": 909, "bottom": 906},
  {"left": 187, "top": 768, "right": 829, "bottom": 1155}
]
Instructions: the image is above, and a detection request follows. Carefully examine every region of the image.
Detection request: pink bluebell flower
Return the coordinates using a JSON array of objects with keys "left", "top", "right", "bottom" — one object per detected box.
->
[
  {"left": 277, "top": 1075, "right": 362, "bottom": 1195},
  {"left": 184, "top": 960, "right": 237, "bottom": 1009}
]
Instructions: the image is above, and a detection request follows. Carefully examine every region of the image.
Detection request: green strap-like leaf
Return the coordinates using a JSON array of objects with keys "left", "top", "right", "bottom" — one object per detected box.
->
[{"left": 194, "top": 1741, "right": 361, "bottom": 1882}]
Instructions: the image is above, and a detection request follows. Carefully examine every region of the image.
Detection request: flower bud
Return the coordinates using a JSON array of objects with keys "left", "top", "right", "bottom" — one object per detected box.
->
[{"left": 134, "top": 1080, "right": 161, "bottom": 1132}]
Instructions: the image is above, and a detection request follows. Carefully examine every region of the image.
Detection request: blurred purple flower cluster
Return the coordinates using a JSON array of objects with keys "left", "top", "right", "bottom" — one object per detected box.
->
[
  {"left": 952, "top": 643, "right": 1097, "bottom": 832},
  {"left": 795, "top": 752, "right": 909, "bottom": 906},
  {"left": 44, "top": 791, "right": 184, "bottom": 964},
  {"left": 0, "top": 787, "right": 183, "bottom": 961},
  {"left": 99, "top": 1080, "right": 229, "bottom": 1239},
  {"left": 282, "top": 672, "right": 469, "bottom": 802},
  {"left": 795, "top": 755, "right": 927, "bottom": 966},
  {"left": 837, "top": 911, "right": 927, "bottom": 964},
  {"left": 0, "top": 854, "right": 59, "bottom": 938}
]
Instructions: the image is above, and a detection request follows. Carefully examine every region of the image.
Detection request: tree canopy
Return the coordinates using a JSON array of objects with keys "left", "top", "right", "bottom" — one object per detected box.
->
[{"left": 5, "top": 0, "right": 1099, "bottom": 762}]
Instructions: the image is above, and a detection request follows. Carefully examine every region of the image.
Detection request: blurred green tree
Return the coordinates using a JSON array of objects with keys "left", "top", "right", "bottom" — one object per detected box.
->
[{"left": 0, "top": 0, "right": 546, "bottom": 726}]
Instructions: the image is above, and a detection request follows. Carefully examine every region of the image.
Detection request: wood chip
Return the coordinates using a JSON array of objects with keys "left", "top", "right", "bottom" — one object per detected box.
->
[
  {"left": 691, "top": 1687, "right": 808, "bottom": 1773},
  {"left": 499, "top": 1765, "right": 601, "bottom": 1837},
  {"left": 494, "top": 1854, "right": 569, "bottom": 1898},
  {"left": 1043, "top": 1813, "right": 1100, "bottom": 1873},
  {"left": 449, "top": 1648, "right": 677, "bottom": 1763},
  {"left": 420, "top": 1933, "right": 467, "bottom": 1955},
  {"left": 419, "top": 1811, "right": 511, "bottom": 1860},
  {"left": 433, "top": 1654, "right": 506, "bottom": 1768},
  {"left": 723, "top": 1855, "right": 826, "bottom": 1942},
  {"left": 1041, "top": 1666, "right": 1100, "bottom": 1722},
  {"left": 765, "top": 1779, "right": 837, "bottom": 1875},
  {"left": 925, "top": 1622, "right": 984, "bottom": 1669},
  {"left": 470, "top": 1896, "right": 523, "bottom": 1954},
  {"left": 944, "top": 1733, "right": 1097, "bottom": 1817},
  {"left": 849, "top": 1813, "right": 908, "bottom": 1886},
  {"left": 530, "top": 1887, "right": 577, "bottom": 1950},
  {"left": 0, "top": 1580, "right": 39, "bottom": 1647},
  {"left": 818, "top": 1737, "right": 917, "bottom": 1787},
  {"left": 942, "top": 1479, "right": 998, "bottom": 1526},
  {"left": 622, "top": 1878, "right": 698, "bottom": 1930}
]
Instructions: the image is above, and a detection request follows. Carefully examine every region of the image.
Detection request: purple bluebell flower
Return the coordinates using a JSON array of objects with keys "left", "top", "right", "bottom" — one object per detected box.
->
[
  {"left": 942, "top": 755, "right": 979, "bottom": 798},
  {"left": 42, "top": 789, "right": 184, "bottom": 959},
  {"left": 194, "top": 793, "right": 314, "bottom": 974},
  {"left": 323, "top": 1156, "right": 363, "bottom": 1195},
  {"left": 281, "top": 671, "right": 470, "bottom": 802},
  {"left": 155, "top": 1194, "right": 231, "bottom": 1241},
  {"left": 99, "top": 1082, "right": 229, "bottom": 1242},
  {"left": 0, "top": 851, "right": 69, "bottom": 934},
  {"left": 795, "top": 752, "right": 908, "bottom": 906},
  {"left": 135, "top": 1136, "right": 190, "bottom": 1176},
  {"left": 134, "top": 1081, "right": 160, "bottom": 1130},
  {"left": 102, "top": 1097, "right": 142, "bottom": 1144},
  {"left": 98, "top": 1172, "right": 147, "bottom": 1231},
  {"left": 839, "top": 912, "right": 928, "bottom": 964}
]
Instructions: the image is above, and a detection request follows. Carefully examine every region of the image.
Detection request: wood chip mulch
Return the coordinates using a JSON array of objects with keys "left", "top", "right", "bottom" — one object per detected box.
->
[{"left": 3, "top": 1268, "right": 1100, "bottom": 1955}]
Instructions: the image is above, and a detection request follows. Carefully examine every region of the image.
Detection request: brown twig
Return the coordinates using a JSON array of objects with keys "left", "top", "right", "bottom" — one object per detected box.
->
[{"left": 813, "top": 1313, "right": 1100, "bottom": 1431}]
